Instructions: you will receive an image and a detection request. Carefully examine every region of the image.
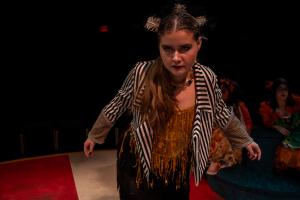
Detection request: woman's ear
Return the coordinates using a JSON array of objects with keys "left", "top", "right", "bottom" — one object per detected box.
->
[{"left": 197, "top": 37, "right": 202, "bottom": 50}]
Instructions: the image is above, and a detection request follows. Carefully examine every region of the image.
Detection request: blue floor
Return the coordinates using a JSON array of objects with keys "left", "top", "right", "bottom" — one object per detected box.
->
[{"left": 207, "top": 126, "right": 300, "bottom": 200}]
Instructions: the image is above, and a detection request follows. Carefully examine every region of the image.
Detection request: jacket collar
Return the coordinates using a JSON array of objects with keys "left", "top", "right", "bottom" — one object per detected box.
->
[{"left": 193, "top": 63, "right": 213, "bottom": 113}]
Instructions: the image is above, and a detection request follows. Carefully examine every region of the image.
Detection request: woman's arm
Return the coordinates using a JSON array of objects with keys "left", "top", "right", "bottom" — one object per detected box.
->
[
  {"left": 87, "top": 65, "right": 137, "bottom": 144},
  {"left": 224, "top": 115, "right": 261, "bottom": 160}
]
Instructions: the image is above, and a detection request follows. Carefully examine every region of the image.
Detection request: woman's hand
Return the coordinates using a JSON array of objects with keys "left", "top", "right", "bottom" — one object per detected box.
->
[
  {"left": 84, "top": 138, "right": 95, "bottom": 158},
  {"left": 273, "top": 125, "right": 290, "bottom": 136},
  {"left": 245, "top": 142, "right": 261, "bottom": 160}
]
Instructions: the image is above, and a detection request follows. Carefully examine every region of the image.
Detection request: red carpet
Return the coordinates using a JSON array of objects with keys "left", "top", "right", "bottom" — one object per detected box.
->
[
  {"left": 190, "top": 174, "right": 223, "bottom": 200},
  {"left": 0, "top": 155, "right": 78, "bottom": 200}
]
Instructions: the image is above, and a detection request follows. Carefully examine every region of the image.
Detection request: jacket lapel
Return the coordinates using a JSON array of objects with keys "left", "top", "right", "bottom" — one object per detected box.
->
[
  {"left": 194, "top": 63, "right": 213, "bottom": 113},
  {"left": 192, "top": 63, "right": 214, "bottom": 185}
]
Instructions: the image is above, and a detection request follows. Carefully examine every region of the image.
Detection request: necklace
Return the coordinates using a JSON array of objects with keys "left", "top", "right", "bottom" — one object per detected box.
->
[
  {"left": 175, "top": 71, "right": 194, "bottom": 91},
  {"left": 183, "top": 71, "right": 194, "bottom": 87},
  {"left": 183, "top": 78, "right": 194, "bottom": 87},
  {"left": 184, "top": 77, "right": 194, "bottom": 87}
]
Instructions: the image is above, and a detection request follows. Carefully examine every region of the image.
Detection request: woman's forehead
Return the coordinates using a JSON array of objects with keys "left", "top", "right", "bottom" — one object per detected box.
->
[{"left": 277, "top": 84, "right": 288, "bottom": 90}]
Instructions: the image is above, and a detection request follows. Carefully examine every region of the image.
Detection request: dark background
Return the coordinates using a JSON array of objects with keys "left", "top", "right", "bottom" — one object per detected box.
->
[{"left": 2, "top": 0, "right": 299, "bottom": 161}]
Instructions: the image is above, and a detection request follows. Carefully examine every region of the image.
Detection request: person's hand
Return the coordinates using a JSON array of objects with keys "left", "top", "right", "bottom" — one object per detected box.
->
[
  {"left": 273, "top": 125, "right": 290, "bottom": 136},
  {"left": 245, "top": 141, "right": 261, "bottom": 161},
  {"left": 84, "top": 138, "right": 95, "bottom": 158}
]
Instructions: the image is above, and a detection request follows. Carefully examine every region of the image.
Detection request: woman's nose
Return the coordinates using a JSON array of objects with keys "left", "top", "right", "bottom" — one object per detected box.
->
[{"left": 172, "top": 51, "right": 180, "bottom": 62}]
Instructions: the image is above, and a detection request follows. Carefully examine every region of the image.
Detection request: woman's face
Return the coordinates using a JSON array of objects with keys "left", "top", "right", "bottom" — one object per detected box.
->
[
  {"left": 159, "top": 30, "right": 201, "bottom": 83},
  {"left": 276, "top": 84, "right": 289, "bottom": 102}
]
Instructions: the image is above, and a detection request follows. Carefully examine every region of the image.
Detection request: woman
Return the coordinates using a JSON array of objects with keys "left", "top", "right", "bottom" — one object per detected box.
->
[
  {"left": 259, "top": 78, "right": 300, "bottom": 172},
  {"left": 84, "top": 4, "right": 261, "bottom": 200}
]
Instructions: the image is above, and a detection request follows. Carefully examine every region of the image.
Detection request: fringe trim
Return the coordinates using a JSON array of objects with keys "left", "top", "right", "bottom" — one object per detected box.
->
[
  {"left": 118, "top": 106, "right": 195, "bottom": 190},
  {"left": 151, "top": 106, "right": 195, "bottom": 189}
]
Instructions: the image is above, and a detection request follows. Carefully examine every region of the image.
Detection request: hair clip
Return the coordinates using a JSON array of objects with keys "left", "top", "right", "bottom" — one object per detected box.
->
[
  {"left": 196, "top": 16, "right": 207, "bottom": 27},
  {"left": 173, "top": 4, "right": 187, "bottom": 14},
  {"left": 144, "top": 16, "right": 161, "bottom": 32}
]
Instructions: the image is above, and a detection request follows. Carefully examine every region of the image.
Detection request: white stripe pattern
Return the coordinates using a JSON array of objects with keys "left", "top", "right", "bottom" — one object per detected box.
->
[{"left": 89, "top": 60, "right": 252, "bottom": 186}]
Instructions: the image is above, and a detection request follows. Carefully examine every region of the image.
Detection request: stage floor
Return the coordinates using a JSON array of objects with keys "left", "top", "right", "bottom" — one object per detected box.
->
[
  {"left": 0, "top": 149, "right": 119, "bottom": 200},
  {"left": 1, "top": 149, "right": 223, "bottom": 200},
  {"left": 69, "top": 149, "right": 119, "bottom": 200}
]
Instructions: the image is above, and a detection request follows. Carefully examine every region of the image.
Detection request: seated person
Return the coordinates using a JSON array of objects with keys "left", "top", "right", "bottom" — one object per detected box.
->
[
  {"left": 207, "top": 78, "right": 253, "bottom": 175},
  {"left": 219, "top": 78, "right": 253, "bottom": 134},
  {"left": 258, "top": 77, "right": 300, "bottom": 172}
]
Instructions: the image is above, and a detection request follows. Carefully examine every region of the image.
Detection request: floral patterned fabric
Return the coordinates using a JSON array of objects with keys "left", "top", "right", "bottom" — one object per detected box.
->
[
  {"left": 274, "top": 144, "right": 300, "bottom": 172},
  {"left": 209, "top": 128, "right": 242, "bottom": 170}
]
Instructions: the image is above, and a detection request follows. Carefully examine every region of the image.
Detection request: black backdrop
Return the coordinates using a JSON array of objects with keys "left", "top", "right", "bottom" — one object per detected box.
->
[
  {"left": 4, "top": 0, "right": 300, "bottom": 120},
  {"left": 2, "top": 0, "right": 299, "bottom": 160}
]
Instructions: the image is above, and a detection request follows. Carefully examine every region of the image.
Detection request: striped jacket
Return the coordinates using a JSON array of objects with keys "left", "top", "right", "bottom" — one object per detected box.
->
[{"left": 88, "top": 60, "right": 253, "bottom": 185}]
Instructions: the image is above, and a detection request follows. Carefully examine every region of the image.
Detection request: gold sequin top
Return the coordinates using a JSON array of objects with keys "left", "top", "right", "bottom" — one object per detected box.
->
[{"left": 151, "top": 105, "right": 195, "bottom": 188}]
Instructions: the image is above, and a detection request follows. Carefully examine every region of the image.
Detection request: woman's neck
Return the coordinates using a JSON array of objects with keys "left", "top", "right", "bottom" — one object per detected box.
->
[
  {"left": 174, "top": 70, "right": 194, "bottom": 89},
  {"left": 277, "top": 99, "right": 286, "bottom": 109}
]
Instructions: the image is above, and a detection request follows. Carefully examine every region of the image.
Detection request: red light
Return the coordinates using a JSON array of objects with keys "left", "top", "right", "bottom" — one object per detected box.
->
[{"left": 99, "top": 25, "right": 109, "bottom": 33}]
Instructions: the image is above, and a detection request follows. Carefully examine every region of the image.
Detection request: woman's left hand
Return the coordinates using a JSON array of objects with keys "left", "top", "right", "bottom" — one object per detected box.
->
[{"left": 246, "top": 142, "right": 261, "bottom": 160}]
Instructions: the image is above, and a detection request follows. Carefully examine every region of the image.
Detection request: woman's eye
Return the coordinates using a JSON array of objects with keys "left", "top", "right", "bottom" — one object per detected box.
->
[
  {"left": 163, "top": 47, "right": 174, "bottom": 53},
  {"left": 179, "top": 46, "right": 191, "bottom": 53},
  {"left": 161, "top": 45, "right": 191, "bottom": 54}
]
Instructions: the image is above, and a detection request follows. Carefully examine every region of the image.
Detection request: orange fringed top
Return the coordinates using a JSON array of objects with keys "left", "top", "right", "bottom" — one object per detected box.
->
[{"left": 151, "top": 106, "right": 195, "bottom": 189}]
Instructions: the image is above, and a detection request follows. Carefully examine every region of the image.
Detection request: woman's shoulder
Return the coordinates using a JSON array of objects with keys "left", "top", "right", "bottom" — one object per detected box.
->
[
  {"left": 194, "top": 62, "right": 213, "bottom": 71},
  {"left": 128, "top": 59, "right": 155, "bottom": 76},
  {"left": 194, "top": 63, "right": 217, "bottom": 78},
  {"left": 292, "top": 94, "right": 300, "bottom": 112},
  {"left": 292, "top": 94, "right": 300, "bottom": 104},
  {"left": 134, "top": 59, "right": 155, "bottom": 69},
  {"left": 238, "top": 101, "right": 249, "bottom": 109}
]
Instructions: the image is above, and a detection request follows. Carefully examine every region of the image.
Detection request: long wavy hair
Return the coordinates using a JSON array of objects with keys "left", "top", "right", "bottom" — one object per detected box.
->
[{"left": 140, "top": 4, "right": 202, "bottom": 133}]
